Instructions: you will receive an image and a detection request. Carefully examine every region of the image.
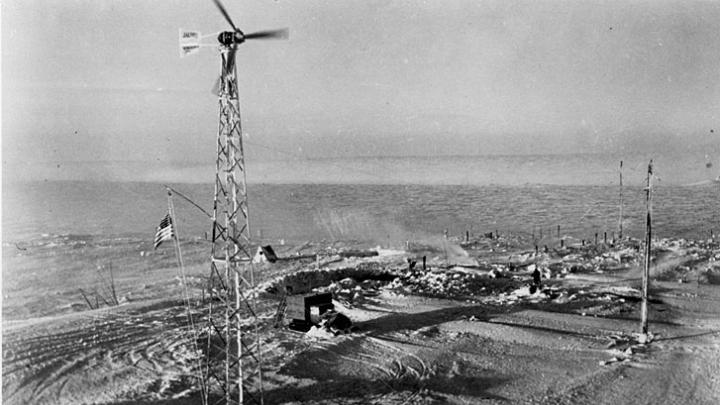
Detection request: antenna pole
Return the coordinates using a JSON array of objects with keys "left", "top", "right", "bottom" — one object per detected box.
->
[
  {"left": 640, "top": 159, "right": 653, "bottom": 335},
  {"left": 619, "top": 160, "right": 623, "bottom": 240},
  {"left": 202, "top": 46, "right": 262, "bottom": 405}
]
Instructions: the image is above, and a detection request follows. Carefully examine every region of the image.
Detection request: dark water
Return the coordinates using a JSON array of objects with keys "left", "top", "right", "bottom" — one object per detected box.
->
[{"left": 3, "top": 181, "right": 718, "bottom": 246}]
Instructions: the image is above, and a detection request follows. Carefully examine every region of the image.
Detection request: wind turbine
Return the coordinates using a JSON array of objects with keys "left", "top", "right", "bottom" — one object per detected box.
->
[{"left": 180, "top": 1, "right": 288, "bottom": 404}]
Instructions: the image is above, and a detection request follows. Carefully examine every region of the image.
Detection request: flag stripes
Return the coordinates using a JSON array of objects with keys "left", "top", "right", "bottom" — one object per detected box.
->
[{"left": 154, "top": 213, "right": 175, "bottom": 249}]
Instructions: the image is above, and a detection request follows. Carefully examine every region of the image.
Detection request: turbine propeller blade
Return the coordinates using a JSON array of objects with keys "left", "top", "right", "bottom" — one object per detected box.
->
[
  {"left": 244, "top": 28, "right": 289, "bottom": 40},
  {"left": 212, "top": 0, "right": 237, "bottom": 31}
]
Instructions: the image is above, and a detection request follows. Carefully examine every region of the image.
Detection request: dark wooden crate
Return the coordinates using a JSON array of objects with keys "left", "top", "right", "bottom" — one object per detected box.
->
[{"left": 286, "top": 292, "right": 333, "bottom": 324}]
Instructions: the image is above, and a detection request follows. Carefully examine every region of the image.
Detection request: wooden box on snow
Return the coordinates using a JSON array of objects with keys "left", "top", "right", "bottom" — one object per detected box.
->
[{"left": 286, "top": 292, "right": 334, "bottom": 326}]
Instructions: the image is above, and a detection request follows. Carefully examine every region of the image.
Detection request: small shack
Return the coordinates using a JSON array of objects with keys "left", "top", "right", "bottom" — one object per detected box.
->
[
  {"left": 252, "top": 245, "right": 278, "bottom": 263},
  {"left": 285, "top": 292, "right": 334, "bottom": 331}
]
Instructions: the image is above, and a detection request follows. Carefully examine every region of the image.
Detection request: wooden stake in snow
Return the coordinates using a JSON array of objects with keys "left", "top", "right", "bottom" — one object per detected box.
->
[
  {"left": 619, "top": 160, "right": 624, "bottom": 240},
  {"left": 641, "top": 160, "right": 654, "bottom": 335}
]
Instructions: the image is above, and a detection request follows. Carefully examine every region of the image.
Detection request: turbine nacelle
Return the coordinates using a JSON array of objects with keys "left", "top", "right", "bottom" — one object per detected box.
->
[{"left": 218, "top": 30, "right": 245, "bottom": 47}]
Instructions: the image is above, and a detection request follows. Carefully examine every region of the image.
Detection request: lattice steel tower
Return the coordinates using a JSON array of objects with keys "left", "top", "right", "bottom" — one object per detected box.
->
[
  {"left": 180, "top": 2, "right": 288, "bottom": 404},
  {"left": 203, "top": 41, "right": 259, "bottom": 405}
]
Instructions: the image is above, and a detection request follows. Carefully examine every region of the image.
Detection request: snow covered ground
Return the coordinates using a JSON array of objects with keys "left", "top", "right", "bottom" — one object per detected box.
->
[{"left": 3, "top": 235, "right": 720, "bottom": 404}]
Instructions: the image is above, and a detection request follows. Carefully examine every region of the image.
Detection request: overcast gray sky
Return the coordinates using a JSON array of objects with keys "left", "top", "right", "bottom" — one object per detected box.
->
[{"left": 3, "top": 0, "right": 719, "bottom": 175}]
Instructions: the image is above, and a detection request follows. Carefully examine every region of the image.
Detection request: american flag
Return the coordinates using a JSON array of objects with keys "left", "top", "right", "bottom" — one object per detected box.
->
[{"left": 154, "top": 213, "right": 174, "bottom": 249}]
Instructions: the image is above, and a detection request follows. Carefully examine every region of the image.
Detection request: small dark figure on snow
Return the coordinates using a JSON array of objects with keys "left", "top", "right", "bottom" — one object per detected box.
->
[
  {"left": 532, "top": 268, "right": 542, "bottom": 285},
  {"left": 530, "top": 267, "right": 542, "bottom": 294}
]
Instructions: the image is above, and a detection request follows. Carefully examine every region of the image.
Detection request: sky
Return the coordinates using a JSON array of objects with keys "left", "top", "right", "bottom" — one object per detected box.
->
[{"left": 2, "top": 0, "right": 720, "bottom": 181}]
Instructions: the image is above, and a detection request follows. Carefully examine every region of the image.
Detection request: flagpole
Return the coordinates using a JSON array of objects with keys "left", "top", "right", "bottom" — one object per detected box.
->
[
  {"left": 165, "top": 188, "right": 207, "bottom": 399},
  {"left": 166, "top": 188, "right": 185, "bottom": 284}
]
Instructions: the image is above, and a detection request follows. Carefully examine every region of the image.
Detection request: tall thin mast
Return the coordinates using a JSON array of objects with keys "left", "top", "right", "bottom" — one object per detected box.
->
[
  {"left": 619, "top": 160, "right": 623, "bottom": 240},
  {"left": 640, "top": 160, "right": 653, "bottom": 335}
]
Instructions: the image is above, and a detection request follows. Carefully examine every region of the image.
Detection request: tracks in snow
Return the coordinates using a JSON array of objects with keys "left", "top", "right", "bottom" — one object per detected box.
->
[{"left": 2, "top": 301, "right": 205, "bottom": 404}]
